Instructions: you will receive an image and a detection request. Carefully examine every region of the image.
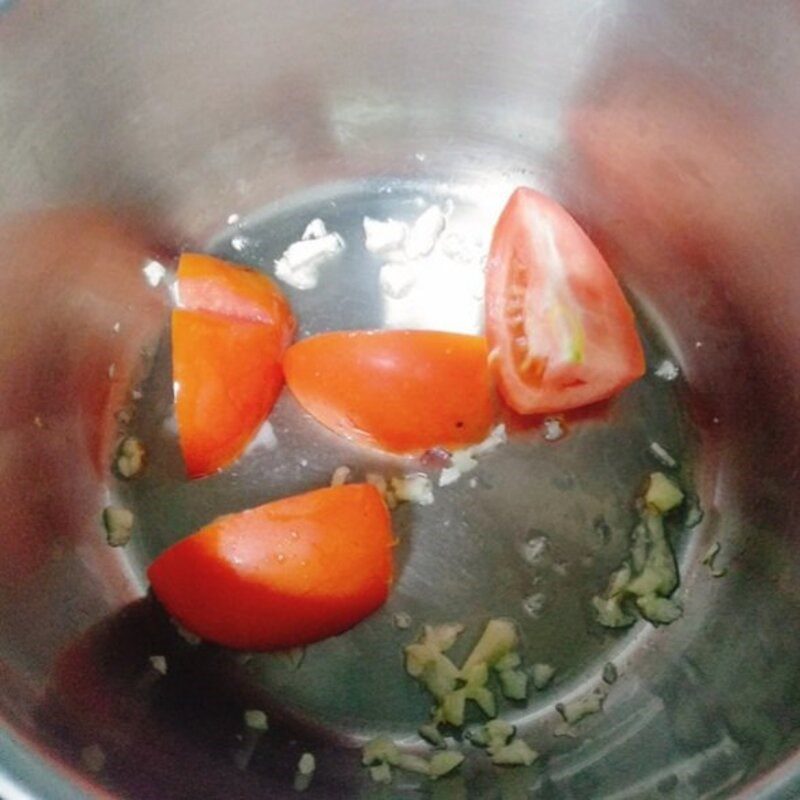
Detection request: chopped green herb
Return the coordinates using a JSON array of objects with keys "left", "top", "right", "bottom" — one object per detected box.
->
[
  {"left": 369, "top": 762, "right": 393, "bottom": 784},
  {"left": 362, "top": 737, "right": 462, "bottom": 782},
  {"left": 636, "top": 594, "right": 682, "bottom": 624},
  {"left": 684, "top": 495, "right": 704, "bottom": 528},
  {"left": 644, "top": 472, "right": 684, "bottom": 513},
  {"left": 491, "top": 739, "right": 538, "bottom": 767},
  {"left": 441, "top": 688, "right": 467, "bottom": 726},
  {"left": 602, "top": 662, "right": 618, "bottom": 685},
  {"left": 465, "top": 724, "right": 490, "bottom": 747},
  {"left": 418, "top": 723, "right": 445, "bottom": 747},
  {"left": 485, "top": 719, "right": 515, "bottom": 754},
  {"left": 294, "top": 752, "right": 316, "bottom": 789},
  {"left": 102, "top": 506, "right": 134, "bottom": 547},
  {"left": 297, "top": 753, "right": 315, "bottom": 775},
  {"left": 498, "top": 668, "right": 528, "bottom": 701},
  {"left": 494, "top": 652, "right": 522, "bottom": 672},
  {"left": 593, "top": 473, "right": 690, "bottom": 629},
  {"left": 531, "top": 663, "right": 556, "bottom": 690},
  {"left": 115, "top": 436, "right": 146, "bottom": 479},
  {"left": 395, "top": 753, "right": 431, "bottom": 775},
  {"left": 462, "top": 619, "right": 518, "bottom": 672},
  {"left": 81, "top": 744, "right": 106, "bottom": 773},
  {"left": 591, "top": 595, "right": 636, "bottom": 628},
  {"left": 362, "top": 738, "right": 400, "bottom": 766},
  {"left": 428, "top": 750, "right": 465, "bottom": 779},
  {"left": 275, "top": 647, "right": 305, "bottom": 670},
  {"left": 243, "top": 709, "right": 268, "bottom": 731},
  {"left": 148, "top": 655, "right": 167, "bottom": 676},
  {"left": 702, "top": 541, "right": 727, "bottom": 577},
  {"left": 393, "top": 611, "right": 412, "bottom": 630},
  {"left": 556, "top": 687, "right": 606, "bottom": 725}
]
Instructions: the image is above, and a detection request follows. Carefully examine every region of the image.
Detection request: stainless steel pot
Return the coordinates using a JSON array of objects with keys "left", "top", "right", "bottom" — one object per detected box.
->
[{"left": 1, "top": 1, "right": 799, "bottom": 798}]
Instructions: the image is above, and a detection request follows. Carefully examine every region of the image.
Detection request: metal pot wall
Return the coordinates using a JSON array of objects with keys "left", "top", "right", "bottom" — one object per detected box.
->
[{"left": 1, "top": 1, "right": 799, "bottom": 798}]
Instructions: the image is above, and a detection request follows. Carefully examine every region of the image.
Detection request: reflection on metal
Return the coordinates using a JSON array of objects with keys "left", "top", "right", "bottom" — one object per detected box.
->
[{"left": 0, "top": 1, "right": 799, "bottom": 798}]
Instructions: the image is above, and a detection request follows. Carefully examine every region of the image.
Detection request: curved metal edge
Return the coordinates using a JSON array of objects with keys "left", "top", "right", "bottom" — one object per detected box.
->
[
  {"left": 0, "top": 727, "right": 99, "bottom": 800},
  {"left": 1, "top": 719, "right": 798, "bottom": 798},
  {"left": 734, "top": 750, "right": 800, "bottom": 800}
]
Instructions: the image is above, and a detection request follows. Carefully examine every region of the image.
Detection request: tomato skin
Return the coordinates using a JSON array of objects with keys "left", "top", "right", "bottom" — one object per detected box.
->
[
  {"left": 486, "top": 188, "right": 645, "bottom": 414},
  {"left": 147, "top": 484, "right": 394, "bottom": 651},
  {"left": 172, "top": 255, "right": 296, "bottom": 477},
  {"left": 177, "top": 252, "right": 295, "bottom": 346},
  {"left": 172, "top": 310, "right": 286, "bottom": 478},
  {"left": 283, "top": 330, "right": 494, "bottom": 454}
]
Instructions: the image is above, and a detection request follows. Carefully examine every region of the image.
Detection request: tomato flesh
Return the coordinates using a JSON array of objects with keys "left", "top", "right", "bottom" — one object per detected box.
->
[
  {"left": 485, "top": 188, "right": 645, "bottom": 414},
  {"left": 147, "top": 484, "right": 394, "bottom": 650},
  {"left": 172, "top": 310, "right": 286, "bottom": 478},
  {"left": 283, "top": 330, "right": 494, "bottom": 454},
  {"left": 177, "top": 252, "right": 295, "bottom": 345},
  {"left": 172, "top": 254, "right": 295, "bottom": 477}
]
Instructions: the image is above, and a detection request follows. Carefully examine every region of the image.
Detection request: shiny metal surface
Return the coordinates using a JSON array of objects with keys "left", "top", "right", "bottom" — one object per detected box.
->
[{"left": 0, "top": 1, "right": 799, "bottom": 798}]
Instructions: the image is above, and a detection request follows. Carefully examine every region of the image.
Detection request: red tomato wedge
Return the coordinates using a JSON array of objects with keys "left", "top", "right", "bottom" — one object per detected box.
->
[
  {"left": 283, "top": 330, "right": 494, "bottom": 454},
  {"left": 485, "top": 188, "right": 645, "bottom": 414},
  {"left": 177, "top": 252, "right": 295, "bottom": 344},
  {"left": 147, "top": 484, "right": 394, "bottom": 651},
  {"left": 172, "top": 254, "right": 296, "bottom": 477},
  {"left": 172, "top": 310, "right": 286, "bottom": 478}
]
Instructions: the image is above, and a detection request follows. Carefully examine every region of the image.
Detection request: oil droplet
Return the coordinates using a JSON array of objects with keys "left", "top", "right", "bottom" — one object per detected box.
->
[
  {"left": 593, "top": 516, "right": 612, "bottom": 545},
  {"left": 521, "top": 534, "right": 549, "bottom": 565},
  {"left": 654, "top": 359, "right": 680, "bottom": 381},
  {"left": 522, "top": 593, "right": 545, "bottom": 618},
  {"left": 543, "top": 417, "right": 565, "bottom": 442},
  {"left": 552, "top": 560, "right": 569, "bottom": 577}
]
